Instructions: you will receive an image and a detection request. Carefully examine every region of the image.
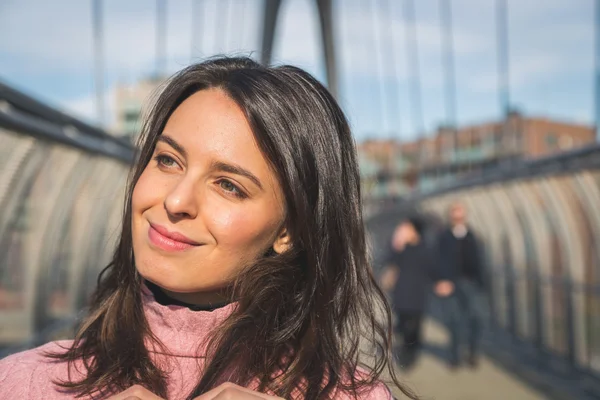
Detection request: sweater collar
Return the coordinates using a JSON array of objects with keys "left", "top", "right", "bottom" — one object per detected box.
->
[{"left": 141, "top": 283, "right": 236, "bottom": 357}]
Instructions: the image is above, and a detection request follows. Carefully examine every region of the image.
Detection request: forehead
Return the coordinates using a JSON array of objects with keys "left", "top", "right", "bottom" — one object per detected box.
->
[
  {"left": 450, "top": 206, "right": 466, "bottom": 219},
  {"left": 402, "top": 221, "right": 416, "bottom": 231},
  {"left": 161, "top": 89, "right": 281, "bottom": 191},
  {"left": 163, "top": 89, "right": 258, "bottom": 158},
  {"left": 158, "top": 89, "right": 284, "bottom": 203}
]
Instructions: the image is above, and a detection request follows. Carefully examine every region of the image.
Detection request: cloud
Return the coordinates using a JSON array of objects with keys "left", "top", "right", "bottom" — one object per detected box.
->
[
  {"left": 469, "top": 52, "right": 564, "bottom": 93},
  {"left": 0, "top": 0, "right": 94, "bottom": 73},
  {"left": 61, "top": 85, "right": 118, "bottom": 127},
  {"left": 334, "top": 1, "right": 489, "bottom": 82},
  {"left": 0, "top": 0, "right": 596, "bottom": 139},
  {"left": 0, "top": 0, "right": 265, "bottom": 77}
]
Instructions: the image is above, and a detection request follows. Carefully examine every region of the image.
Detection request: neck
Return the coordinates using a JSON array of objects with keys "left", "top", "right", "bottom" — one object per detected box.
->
[
  {"left": 145, "top": 280, "right": 230, "bottom": 310},
  {"left": 162, "top": 288, "right": 230, "bottom": 307},
  {"left": 140, "top": 283, "right": 236, "bottom": 357}
]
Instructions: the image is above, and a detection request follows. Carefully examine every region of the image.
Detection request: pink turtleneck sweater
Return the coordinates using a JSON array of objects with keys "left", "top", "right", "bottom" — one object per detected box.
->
[{"left": 0, "top": 286, "right": 392, "bottom": 399}]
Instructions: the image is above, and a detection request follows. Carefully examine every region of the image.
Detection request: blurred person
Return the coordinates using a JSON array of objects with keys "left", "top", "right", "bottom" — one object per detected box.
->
[
  {"left": 380, "top": 216, "right": 437, "bottom": 369},
  {"left": 434, "top": 202, "right": 485, "bottom": 369},
  {"left": 0, "top": 58, "right": 417, "bottom": 400}
]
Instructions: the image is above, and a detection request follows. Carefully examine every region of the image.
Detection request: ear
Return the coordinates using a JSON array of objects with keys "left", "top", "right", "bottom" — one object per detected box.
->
[{"left": 273, "top": 228, "right": 292, "bottom": 254}]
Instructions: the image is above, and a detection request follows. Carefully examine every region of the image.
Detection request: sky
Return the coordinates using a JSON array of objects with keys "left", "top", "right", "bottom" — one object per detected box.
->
[{"left": 0, "top": 0, "right": 596, "bottom": 142}]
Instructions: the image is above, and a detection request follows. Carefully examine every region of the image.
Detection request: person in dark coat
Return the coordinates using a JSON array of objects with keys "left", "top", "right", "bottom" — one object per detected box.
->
[
  {"left": 381, "top": 216, "right": 438, "bottom": 369},
  {"left": 434, "top": 202, "right": 485, "bottom": 368}
]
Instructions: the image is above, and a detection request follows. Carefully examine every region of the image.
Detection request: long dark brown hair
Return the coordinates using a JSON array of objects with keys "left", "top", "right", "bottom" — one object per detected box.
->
[{"left": 50, "top": 57, "right": 416, "bottom": 399}]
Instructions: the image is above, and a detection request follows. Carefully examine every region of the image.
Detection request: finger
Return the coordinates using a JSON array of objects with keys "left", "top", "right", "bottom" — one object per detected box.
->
[
  {"left": 107, "top": 394, "right": 139, "bottom": 400},
  {"left": 193, "top": 382, "right": 283, "bottom": 400},
  {"left": 106, "top": 385, "right": 164, "bottom": 400},
  {"left": 213, "top": 390, "right": 264, "bottom": 400}
]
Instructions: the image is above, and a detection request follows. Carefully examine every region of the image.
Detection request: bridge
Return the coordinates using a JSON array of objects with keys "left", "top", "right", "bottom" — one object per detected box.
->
[
  {"left": 368, "top": 141, "right": 600, "bottom": 399},
  {"left": 2, "top": 1, "right": 600, "bottom": 399}
]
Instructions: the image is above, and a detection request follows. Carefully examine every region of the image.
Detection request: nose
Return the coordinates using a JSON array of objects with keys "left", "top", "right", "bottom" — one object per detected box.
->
[{"left": 164, "top": 177, "right": 198, "bottom": 220}]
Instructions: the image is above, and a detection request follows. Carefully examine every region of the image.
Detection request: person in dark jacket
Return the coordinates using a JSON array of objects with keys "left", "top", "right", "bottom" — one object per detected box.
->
[
  {"left": 381, "top": 216, "right": 437, "bottom": 369},
  {"left": 434, "top": 202, "right": 485, "bottom": 368}
]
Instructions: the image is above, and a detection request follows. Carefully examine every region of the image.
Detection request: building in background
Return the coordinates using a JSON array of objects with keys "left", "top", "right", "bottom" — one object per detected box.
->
[
  {"left": 358, "top": 140, "right": 411, "bottom": 200},
  {"left": 358, "top": 111, "right": 595, "bottom": 196},
  {"left": 113, "top": 77, "right": 163, "bottom": 139}
]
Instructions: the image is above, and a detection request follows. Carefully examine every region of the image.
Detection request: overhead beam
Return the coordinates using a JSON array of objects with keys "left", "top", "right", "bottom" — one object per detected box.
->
[
  {"left": 260, "top": 0, "right": 339, "bottom": 99},
  {"left": 260, "top": 0, "right": 282, "bottom": 67},
  {"left": 315, "top": 0, "right": 338, "bottom": 99}
]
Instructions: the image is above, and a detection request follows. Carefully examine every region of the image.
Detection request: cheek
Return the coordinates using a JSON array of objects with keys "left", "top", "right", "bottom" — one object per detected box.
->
[
  {"left": 132, "top": 168, "right": 167, "bottom": 213},
  {"left": 132, "top": 170, "right": 150, "bottom": 213},
  {"left": 131, "top": 168, "right": 171, "bottom": 244},
  {"left": 131, "top": 171, "right": 152, "bottom": 247},
  {"left": 205, "top": 200, "right": 279, "bottom": 253}
]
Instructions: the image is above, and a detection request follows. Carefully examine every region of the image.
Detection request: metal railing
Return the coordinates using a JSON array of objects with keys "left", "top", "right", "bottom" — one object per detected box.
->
[
  {"left": 365, "top": 141, "right": 600, "bottom": 398},
  {"left": 0, "top": 81, "right": 132, "bottom": 354}
]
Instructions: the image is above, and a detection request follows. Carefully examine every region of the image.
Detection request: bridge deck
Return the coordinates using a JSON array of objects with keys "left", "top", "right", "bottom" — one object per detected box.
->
[{"left": 390, "top": 319, "right": 546, "bottom": 400}]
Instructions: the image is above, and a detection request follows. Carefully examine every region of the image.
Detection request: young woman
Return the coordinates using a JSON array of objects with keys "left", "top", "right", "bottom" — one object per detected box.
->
[
  {"left": 380, "top": 217, "right": 437, "bottom": 369},
  {"left": 0, "top": 57, "right": 416, "bottom": 400}
]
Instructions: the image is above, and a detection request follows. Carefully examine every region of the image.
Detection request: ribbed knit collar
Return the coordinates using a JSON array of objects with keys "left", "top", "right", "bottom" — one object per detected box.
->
[{"left": 141, "top": 284, "right": 236, "bottom": 357}]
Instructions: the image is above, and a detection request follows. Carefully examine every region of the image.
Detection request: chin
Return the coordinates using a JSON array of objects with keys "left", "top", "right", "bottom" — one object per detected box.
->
[
  {"left": 140, "top": 268, "right": 189, "bottom": 292},
  {"left": 137, "top": 264, "right": 219, "bottom": 294}
]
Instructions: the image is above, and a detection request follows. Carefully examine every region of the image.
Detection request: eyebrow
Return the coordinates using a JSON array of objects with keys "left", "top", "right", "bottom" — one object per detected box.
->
[
  {"left": 158, "top": 134, "right": 264, "bottom": 191},
  {"left": 209, "top": 160, "right": 264, "bottom": 191},
  {"left": 157, "top": 135, "right": 187, "bottom": 159}
]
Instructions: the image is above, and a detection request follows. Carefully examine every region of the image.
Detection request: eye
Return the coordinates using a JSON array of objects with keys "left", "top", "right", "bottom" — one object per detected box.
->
[
  {"left": 218, "top": 179, "right": 246, "bottom": 198},
  {"left": 154, "top": 154, "right": 178, "bottom": 169}
]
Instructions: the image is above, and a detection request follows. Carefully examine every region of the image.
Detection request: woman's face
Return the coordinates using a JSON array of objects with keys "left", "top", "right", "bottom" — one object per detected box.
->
[
  {"left": 392, "top": 222, "right": 417, "bottom": 250},
  {"left": 131, "top": 89, "right": 288, "bottom": 304}
]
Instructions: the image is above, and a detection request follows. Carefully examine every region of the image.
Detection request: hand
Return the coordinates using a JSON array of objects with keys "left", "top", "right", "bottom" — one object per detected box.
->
[
  {"left": 391, "top": 228, "right": 407, "bottom": 252},
  {"left": 435, "top": 280, "right": 454, "bottom": 297},
  {"left": 107, "top": 385, "right": 164, "bottom": 400},
  {"left": 380, "top": 266, "right": 399, "bottom": 292},
  {"left": 193, "top": 382, "right": 284, "bottom": 399}
]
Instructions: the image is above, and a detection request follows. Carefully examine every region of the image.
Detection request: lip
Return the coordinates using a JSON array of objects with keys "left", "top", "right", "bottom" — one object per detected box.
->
[{"left": 148, "top": 222, "right": 201, "bottom": 252}]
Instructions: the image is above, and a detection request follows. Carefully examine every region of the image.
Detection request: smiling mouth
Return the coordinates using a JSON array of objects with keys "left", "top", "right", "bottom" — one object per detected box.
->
[{"left": 148, "top": 223, "right": 201, "bottom": 252}]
